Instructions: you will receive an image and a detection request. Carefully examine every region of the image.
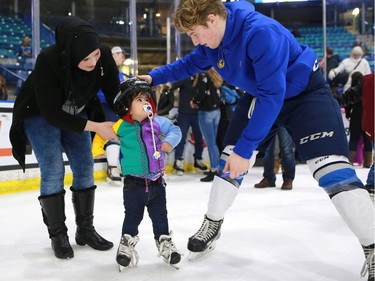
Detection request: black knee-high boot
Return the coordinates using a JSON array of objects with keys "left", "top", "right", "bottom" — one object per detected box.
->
[
  {"left": 38, "top": 191, "right": 74, "bottom": 259},
  {"left": 71, "top": 186, "right": 113, "bottom": 251}
]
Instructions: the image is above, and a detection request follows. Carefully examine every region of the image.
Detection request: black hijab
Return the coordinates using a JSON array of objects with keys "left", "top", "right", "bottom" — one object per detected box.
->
[{"left": 55, "top": 16, "right": 100, "bottom": 110}]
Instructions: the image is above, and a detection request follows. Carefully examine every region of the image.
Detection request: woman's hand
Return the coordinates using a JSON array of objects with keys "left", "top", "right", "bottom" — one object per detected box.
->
[
  {"left": 190, "top": 100, "right": 198, "bottom": 109},
  {"left": 85, "top": 121, "right": 118, "bottom": 141}
]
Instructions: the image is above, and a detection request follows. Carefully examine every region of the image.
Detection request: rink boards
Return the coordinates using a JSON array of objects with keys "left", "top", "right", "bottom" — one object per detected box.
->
[{"left": 0, "top": 101, "right": 209, "bottom": 194}]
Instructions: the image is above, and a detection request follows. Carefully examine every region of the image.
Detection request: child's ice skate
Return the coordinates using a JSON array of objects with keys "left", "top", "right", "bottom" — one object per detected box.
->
[
  {"left": 361, "top": 244, "right": 374, "bottom": 281},
  {"left": 116, "top": 234, "right": 139, "bottom": 272},
  {"left": 173, "top": 159, "right": 184, "bottom": 176},
  {"left": 106, "top": 166, "right": 122, "bottom": 186},
  {"left": 156, "top": 232, "right": 182, "bottom": 269},
  {"left": 194, "top": 158, "right": 208, "bottom": 173},
  {"left": 187, "top": 215, "right": 223, "bottom": 261}
]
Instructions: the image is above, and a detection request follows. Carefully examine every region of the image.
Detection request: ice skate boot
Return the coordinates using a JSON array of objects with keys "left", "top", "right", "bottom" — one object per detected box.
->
[
  {"left": 106, "top": 166, "right": 122, "bottom": 186},
  {"left": 156, "top": 232, "right": 182, "bottom": 269},
  {"left": 173, "top": 159, "right": 184, "bottom": 176},
  {"left": 116, "top": 234, "right": 139, "bottom": 272},
  {"left": 187, "top": 215, "right": 223, "bottom": 261},
  {"left": 366, "top": 185, "right": 374, "bottom": 204},
  {"left": 194, "top": 158, "right": 208, "bottom": 173},
  {"left": 361, "top": 244, "right": 374, "bottom": 281}
]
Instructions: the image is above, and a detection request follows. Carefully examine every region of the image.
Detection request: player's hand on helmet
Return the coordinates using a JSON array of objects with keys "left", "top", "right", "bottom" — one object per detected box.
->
[{"left": 136, "top": 75, "right": 152, "bottom": 84}]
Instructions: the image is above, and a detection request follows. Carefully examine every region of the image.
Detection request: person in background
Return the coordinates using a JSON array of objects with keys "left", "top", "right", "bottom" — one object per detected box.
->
[
  {"left": 154, "top": 83, "right": 174, "bottom": 117},
  {"left": 254, "top": 126, "right": 295, "bottom": 190},
  {"left": 0, "top": 75, "right": 8, "bottom": 100},
  {"left": 336, "top": 72, "right": 374, "bottom": 200},
  {"left": 352, "top": 38, "right": 370, "bottom": 57},
  {"left": 111, "top": 46, "right": 131, "bottom": 80},
  {"left": 329, "top": 46, "right": 371, "bottom": 92},
  {"left": 137, "top": 1, "right": 374, "bottom": 278},
  {"left": 94, "top": 46, "right": 129, "bottom": 185},
  {"left": 216, "top": 83, "right": 241, "bottom": 152},
  {"left": 16, "top": 35, "right": 33, "bottom": 68},
  {"left": 361, "top": 73, "right": 374, "bottom": 202},
  {"left": 320, "top": 47, "right": 340, "bottom": 93},
  {"left": 191, "top": 68, "right": 222, "bottom": 182},
  {"left": 111, "top": 79, "right": 182, "bottom": 270},
  {"left": 16, "top": 35, "right": 32, "bottom": 57},
  {"left": 9, "top": 16, "right": 119, "bottom": 260},
  {"left": 170, "top": 77, "right": 208, "bottom": 175},
  {"left": 342, "top": 72, "right": 373, "bottom": 168}
]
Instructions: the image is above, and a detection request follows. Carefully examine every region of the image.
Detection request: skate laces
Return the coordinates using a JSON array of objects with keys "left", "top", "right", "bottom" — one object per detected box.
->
[
  {"left": 361, "top": 247, "right": 374, "bottom": 278},
  {"left": 157, "top": 233, "right": 181, "bottom": 264},
  {"left": 193, "top": 216, "right": 221, "bottom": 243},
  {"left": 119, "top": 235, "right": 139, "bottom": 267}
]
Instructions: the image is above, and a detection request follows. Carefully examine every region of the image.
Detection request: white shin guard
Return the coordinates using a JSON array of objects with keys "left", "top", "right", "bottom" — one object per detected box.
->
[
  {"left": 207, "top": 175, "right": 240, "bottom": 221},
  {"left": 331, "top": 188, "right": 375, "bottom": 246}
]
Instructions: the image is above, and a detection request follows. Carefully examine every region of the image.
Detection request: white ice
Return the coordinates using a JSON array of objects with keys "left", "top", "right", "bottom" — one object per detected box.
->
[{"left": 0, "top": 164, "right": 371, "bottom": 281}]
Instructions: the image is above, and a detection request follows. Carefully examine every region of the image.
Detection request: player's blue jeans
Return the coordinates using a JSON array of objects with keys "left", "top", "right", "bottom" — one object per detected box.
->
[
  {"left": 174, "top": 112, "right": 204, "bottom": 160},
  {"left": 24, "top": 114, "right": 94, "bottom": 196},
  {"left": 121, "top": 176, "right": 169, "bottom": 240},
  {"left": 198, "top": 108, "right": 220, "bottom": 170},
  {"left": 262, "top": 126, "right": 295, "bottom": 182}
]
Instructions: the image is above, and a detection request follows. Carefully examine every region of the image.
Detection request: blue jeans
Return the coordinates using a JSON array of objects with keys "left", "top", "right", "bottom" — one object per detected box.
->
[
  {"left": 262, "top": 126, "right": 295, "bottom": 182},
  {"left": 174, "top": 112, "right": 204, "bottom": 160},
  {"left": 122, "top": 176, "right": 169, "bottom": 240},
  {"left": 24, "top": 115, "right": 94, "bottom": 196},
  {"left": 198, "top": 108, "right": 220, "bottom": 170}
]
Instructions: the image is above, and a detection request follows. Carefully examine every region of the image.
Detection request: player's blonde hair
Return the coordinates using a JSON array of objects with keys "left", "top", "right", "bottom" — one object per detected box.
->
[{"left": 173, "top": 0, "right": 227, "bottom": 33}]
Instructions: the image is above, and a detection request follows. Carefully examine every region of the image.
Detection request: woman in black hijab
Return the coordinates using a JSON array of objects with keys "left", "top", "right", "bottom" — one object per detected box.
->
[{"left": 10, "top": 16, "right": 120, "bottom": 259}]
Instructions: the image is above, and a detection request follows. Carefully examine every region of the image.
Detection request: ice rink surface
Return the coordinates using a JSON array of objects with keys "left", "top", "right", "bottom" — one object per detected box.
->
[{"left": 0, "top": 164, "right": 371, "bottom": 281}]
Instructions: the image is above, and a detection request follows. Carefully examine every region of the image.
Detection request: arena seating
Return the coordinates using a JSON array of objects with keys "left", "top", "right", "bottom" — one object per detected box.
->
[{"left": 296, "top": 26, "right": 374, "bottom": 71}]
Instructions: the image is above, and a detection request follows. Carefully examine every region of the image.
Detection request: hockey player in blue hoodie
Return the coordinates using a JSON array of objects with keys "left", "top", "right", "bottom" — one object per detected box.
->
[{"left": 138, "top": 0, "right": 374, "bottom": 278}]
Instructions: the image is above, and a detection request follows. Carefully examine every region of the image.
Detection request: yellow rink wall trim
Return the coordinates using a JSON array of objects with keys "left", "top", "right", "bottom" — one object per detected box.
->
[
  {"left": 0, "top": 163, "right": 201, "bottom": 195},
  {"left": 0, "top": 171, "right": 107, "bottom": 195}
]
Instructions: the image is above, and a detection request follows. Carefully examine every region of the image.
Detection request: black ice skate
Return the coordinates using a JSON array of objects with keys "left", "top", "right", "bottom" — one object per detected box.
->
[
  {"left": 361, "top": 244, "right": 374, "bottom": 281},
  {"left": 116, "top": 234, "right": 139, "bottom": 272},
  {"left": 194, "top": 158, "right": 208, "bottom": 173},
  {"left": 156, "top": 232, "right": 182, "bottom": 269},
  {"left": 187, "top": 215, "right": 223, "bottom": 261},
  {"left": 106, "top": 166, "right": 122, "bottom": 186},
  {"left": 173, "top": 159, "right": 184, "bottom": 176}
]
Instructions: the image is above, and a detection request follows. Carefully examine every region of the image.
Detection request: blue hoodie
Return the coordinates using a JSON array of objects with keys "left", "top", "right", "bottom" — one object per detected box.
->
[{"left": 149, "top": 1, "right": 316, "bottom": 159}]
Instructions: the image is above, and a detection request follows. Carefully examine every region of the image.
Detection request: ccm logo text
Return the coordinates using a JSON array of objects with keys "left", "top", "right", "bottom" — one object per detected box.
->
[{"left": 300, "top": 131, "right": 334, "bottom": 144}]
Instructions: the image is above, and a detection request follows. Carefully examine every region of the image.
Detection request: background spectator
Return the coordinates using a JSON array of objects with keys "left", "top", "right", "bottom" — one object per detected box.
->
[
  {"left": 170, "top": 77, "right": 208, "bottom": 175},
  {"left": 191, "top": 68, "right": 222, "bottom": 182},
  {"left": 329, "top": 46, "right": 371, "bottom": 92},
  {"left": 254, "top": 126, "right": 295, "bottom": 190},
  {"left": 0, "top": 75, "right": 8, "bottom": 100}
]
